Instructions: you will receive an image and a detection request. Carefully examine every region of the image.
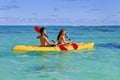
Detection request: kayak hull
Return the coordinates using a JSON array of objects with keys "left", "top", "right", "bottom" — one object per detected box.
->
[{"left": 13, "top": 42, "right": 94, "bottom": 52}]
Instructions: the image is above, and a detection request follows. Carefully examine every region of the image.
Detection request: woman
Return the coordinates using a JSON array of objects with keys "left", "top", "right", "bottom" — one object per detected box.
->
[
  {"left": 57, "top": 29, "right": 72, "bottom": 45},
  {"left": 37, "top": 27, "right": 55, "bottom": 47}
]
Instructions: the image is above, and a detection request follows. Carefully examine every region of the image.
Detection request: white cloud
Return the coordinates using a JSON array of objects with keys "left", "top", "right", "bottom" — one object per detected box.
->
[{"left": 0, "top": 17, "right": 39, "bottom": 25}]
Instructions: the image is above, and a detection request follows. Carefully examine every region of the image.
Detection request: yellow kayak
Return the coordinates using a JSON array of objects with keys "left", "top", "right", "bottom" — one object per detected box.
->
[{"left": 13, "top": 42, "right": 94, "bottom": 52}]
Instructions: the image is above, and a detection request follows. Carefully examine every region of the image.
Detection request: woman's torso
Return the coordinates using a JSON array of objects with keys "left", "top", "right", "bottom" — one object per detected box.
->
[{"left": 57, "top": 36, "right": 65, "bottom": 45}]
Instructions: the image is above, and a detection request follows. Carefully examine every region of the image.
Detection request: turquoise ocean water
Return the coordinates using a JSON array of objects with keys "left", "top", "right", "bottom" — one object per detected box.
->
[{"left": 0, "top": 26, "right": 120, "bottom": 80}]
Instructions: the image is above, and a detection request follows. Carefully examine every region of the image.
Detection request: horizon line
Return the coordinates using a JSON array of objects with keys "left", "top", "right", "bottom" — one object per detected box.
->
[{"left": 0, "top": 24, "right": 120, "bottom": 27}]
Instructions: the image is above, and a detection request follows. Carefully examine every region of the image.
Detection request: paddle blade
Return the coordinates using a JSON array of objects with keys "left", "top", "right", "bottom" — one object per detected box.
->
[
  {"left": 34, "top": 26, "right": 40, "bottom": 33},
  {"left": 72, "top": 43, "right": 78, "bottom": 50},
  {"left": 59, "top": 45, "right": 68, "bottom": 51}
]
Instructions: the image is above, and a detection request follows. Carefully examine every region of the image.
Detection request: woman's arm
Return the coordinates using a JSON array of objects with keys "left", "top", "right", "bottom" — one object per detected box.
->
[
  {"left": 61, "top": 36, "right": 67, "bottom": 44},
  {"left": 44, "top": 37, "right": 51, "bottom": 45},
  {"left": 37, "top": 33, "right": 41, "bottom": 39},
  {"left": 61, "top": 36, "right": 72, "bottom": 44},
  {"left": 37, "top": 35, "right": 40, "bottom": 39}
]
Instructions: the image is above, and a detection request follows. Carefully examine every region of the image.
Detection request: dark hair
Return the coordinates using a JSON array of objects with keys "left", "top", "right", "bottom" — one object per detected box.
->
[
  {"left": 40, "top": 27, "right": 45, "bottom": 34},
  {"left": 57, "top": 29, "right": 66, "bottom": 41},
  {"left": 40, "top": 27, "right": 48, "bottom": 38}
]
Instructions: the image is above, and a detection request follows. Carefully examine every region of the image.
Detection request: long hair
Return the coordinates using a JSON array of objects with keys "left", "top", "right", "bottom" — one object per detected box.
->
[
  {"left": 57, "top": 29, "right": 66, "bottom": 41},
  {"left": 40, "top": 27, "right": 48, "bottom": 38}
]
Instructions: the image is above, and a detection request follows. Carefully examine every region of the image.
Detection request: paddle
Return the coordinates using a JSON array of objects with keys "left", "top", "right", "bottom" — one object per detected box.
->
[
  {"left": 34, "top": 26, "right": 40, "bottom": 33},
  {"left": 51, "top": 35, "right": 78, "bottom": 50},
  {"left": 51, "top": 40, "right": 56, "bottom": 43},
  {"left": 66, "top": 35, "right": 78, "bottom": 50},
  {"left": 34, "top": 26, "right": 68, "bottom": 51}
]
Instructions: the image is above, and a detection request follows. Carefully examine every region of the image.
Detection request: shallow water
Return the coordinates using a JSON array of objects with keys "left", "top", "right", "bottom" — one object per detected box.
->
[{"left": 0, "top": 26, "right": 120, "bottom": 80}]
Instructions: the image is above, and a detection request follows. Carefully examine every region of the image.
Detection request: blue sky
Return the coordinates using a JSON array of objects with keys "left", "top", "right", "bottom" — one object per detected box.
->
[{"left": 0, "top": 0, "right": 120, "bottom": 25}]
